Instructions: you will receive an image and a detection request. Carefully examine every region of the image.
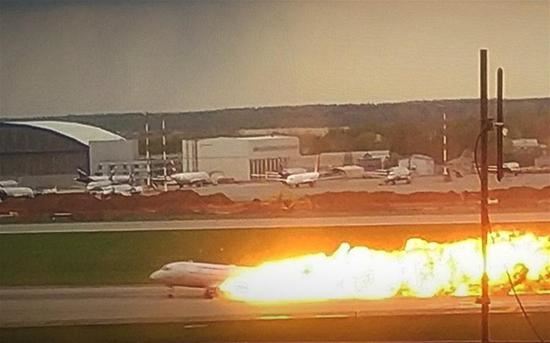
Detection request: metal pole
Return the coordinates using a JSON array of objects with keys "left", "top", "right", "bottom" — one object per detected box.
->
[
  {"left": 479, "top": 49, "right": 490, "bottom": 343},
  {"left": 161, "top": 118, "right": 168, "bottom": 192},
  {"left": 443, "top": 111, "right": 450, "bottom": 180},
  {"left": 145, "top": 113, "right": 151, "bottom": 187},
  {"left": 496, "top": 68, "right": 504, "bottom": 182}
]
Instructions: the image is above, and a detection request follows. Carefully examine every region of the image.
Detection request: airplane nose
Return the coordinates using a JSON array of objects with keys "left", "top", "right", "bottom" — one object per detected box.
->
[{"left": 149, "top": 270, "right": 161, "bottom": 281}]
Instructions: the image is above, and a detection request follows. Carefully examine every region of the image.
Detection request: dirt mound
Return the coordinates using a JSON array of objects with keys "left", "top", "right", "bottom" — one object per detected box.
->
[
  {"left": 1, "top": 186, "right": 549, "bottom": 223},
  {"left": 0, "top": 190, "right": 234, "bottom": 220}
]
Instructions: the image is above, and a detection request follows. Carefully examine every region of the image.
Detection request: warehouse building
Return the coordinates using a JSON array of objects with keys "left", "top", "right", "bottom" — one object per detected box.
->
[
  {"left": 399, "top": 154, "right": 436, "bottom": 176},
  {"left": 0, "top": 121, "right": 138, "bottom": 187},
  {"left": 182, "top": 136, "right": 301, "bottom": 181}
]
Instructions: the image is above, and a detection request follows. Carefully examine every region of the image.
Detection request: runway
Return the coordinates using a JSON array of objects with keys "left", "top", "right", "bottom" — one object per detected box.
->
[
  {"left": 2, "top": 286, "right": 550, "bottom": 328},
  {"left": 2, "top": 211, "right": 550, "bottom": 234}
]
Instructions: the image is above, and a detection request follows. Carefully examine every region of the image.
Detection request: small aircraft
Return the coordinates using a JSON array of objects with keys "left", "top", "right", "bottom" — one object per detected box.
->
[{"left": 149, "top": 261, "right": 248, "bottom": 298}]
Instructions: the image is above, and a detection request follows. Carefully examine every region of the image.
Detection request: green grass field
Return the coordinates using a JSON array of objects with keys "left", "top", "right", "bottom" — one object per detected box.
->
[
  {"left": 2, "top": 313, "right": 550, "bottom": 342},
  {"left": 1, "top": 221, "right": 549, "bottom": 286}
]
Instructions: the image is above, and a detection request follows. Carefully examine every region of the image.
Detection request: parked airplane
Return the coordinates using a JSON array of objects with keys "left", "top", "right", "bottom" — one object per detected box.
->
[
  {"left": 150, "top": 160, "right": 216, "bottom": 188},
  {"left": 275, "top": 155, "right": 321, "bottom": 188},
  {"left": 76, "top": 169, "right": 142, "bottom": 197},
  {"left": 149, "top": 261, "right": 248, "bottom": 298},
  {"left": 75, "top": 168, "right": 131, "bottom": 185}
]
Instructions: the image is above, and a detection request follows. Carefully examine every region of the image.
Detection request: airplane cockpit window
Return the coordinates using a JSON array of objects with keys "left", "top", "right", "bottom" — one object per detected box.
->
[{"left": 161, "top": 266, "right": 171, "bottom": 271}]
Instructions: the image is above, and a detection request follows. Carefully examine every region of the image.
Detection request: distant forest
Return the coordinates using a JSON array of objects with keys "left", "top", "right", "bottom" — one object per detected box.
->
[{"left": 13, "top": 98, "right": 550, "bottom": 163}]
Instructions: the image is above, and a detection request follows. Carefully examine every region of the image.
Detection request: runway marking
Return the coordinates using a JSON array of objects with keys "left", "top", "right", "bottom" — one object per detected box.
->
[{"left": 258, "top": 315, "right": 291, "bottom": 320}]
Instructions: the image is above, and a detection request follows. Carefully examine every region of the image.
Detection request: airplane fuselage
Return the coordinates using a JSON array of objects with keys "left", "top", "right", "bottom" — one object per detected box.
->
[
  {"left": 284, "top": 172, "right": 320, "bottom": 187},
  {"left": 0, "top": 186, "right": 34, "bottom": 200},
  {"left": 170, "top": 172, "right": 212, "bottom": 187},
  {"left": 150, "top": 261, "right": 246, "bottom": 298}
]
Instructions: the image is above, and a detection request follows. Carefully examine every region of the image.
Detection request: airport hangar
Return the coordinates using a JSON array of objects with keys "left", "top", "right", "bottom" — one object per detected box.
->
[
  {"left": 181, "top": 136, "right": 391, "bottom": 182},
  {"left": 182, "top": 136, "right": 302, "bottom": 182},
  {"left": 0, "top": 121, "right": 138, "bottom": 188}
]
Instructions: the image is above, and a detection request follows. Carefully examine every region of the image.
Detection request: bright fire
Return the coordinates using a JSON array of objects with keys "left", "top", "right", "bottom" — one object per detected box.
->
[{"left": 220, "top": 230, "right": 550, "bottom": 303}]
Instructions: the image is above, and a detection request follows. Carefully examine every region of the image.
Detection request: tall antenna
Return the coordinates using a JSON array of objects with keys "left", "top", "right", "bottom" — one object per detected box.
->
[
  {"left": 161, "top": 117, "right": 168, "bottom": 192},
  {"left": 496, "top": 68, "right": 504, "bottom": 181},
  {"left": 442, "top": 111, "right": 450, "bottom": 181},
  {"left": 145, "top": 112, "right": 151, "bottom": 187},
  {"left": 478, "top": 48, "right": 490, "bottom": 343}
]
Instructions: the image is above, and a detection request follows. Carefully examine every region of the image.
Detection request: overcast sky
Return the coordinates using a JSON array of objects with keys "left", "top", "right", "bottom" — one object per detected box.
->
[{"left": 1, "top": 0, "right": 549, "bottom": 118}]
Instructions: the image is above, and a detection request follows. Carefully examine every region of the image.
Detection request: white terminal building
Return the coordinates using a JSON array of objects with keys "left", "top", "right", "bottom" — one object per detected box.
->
[{"left": 182, "top": 136, "right": 301, "bottom": 181}]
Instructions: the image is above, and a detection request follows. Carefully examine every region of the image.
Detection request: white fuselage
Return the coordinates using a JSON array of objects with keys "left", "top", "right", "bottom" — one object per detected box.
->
[
  {"left": 99, "top": 184, "right": 143, "bottom": 196},
  {"left": 150, "top": 261, "right": 244, "bottom": 289},
  {"left": 86, "top": 180, "right": 113, "bottom": 192},
  {"left": 170, "top": 172, "right": 212, "bottom": 187},
  {"left": 284, "top": 172, "right": 320, "bottom": 187},
  {"left": 0, "top": 180, "right": 18, "bottom": 188},
  {"left": 0, "top": 186, "right": 34, "bottom": 199}
]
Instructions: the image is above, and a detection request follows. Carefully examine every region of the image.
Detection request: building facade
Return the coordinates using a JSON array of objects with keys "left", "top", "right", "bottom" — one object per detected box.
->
[
  {"left": 182, "top": 136, "right": 300, "bottom": 181},
  {"left": 399, "top": 154, "right": 436, "bottom": 176}
]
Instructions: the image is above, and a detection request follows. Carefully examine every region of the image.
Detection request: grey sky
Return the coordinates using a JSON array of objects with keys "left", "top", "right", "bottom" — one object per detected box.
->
[{"left": 1, "top": 0, "right": 549, "bottom": 117}]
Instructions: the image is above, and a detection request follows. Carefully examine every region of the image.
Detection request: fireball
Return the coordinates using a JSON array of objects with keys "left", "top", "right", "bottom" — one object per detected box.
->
[{"left": 220, "top": 230, "right": 550, "bottom": 303}]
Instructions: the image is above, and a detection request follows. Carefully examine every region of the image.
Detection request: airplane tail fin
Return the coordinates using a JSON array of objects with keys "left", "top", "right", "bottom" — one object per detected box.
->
[
  {"left": 75, "top": 168, "right": 91, "bottom": 183},
  {"left": 167, "top": 160, "right": 177, "bottom": 176},
  {"left": 314, "top": 154, "right": 321, "bottom": 173}
]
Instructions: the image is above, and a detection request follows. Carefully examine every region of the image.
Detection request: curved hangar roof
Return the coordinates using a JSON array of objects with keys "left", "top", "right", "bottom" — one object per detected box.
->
[{"left": 4, "top": 121, "right": 125, "bottom": 146}]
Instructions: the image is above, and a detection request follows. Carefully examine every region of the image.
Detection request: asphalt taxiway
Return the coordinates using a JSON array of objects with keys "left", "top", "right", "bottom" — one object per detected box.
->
[
  {"left": 2, "top": 286, "right": 550, "bottom": 328},
  {"left": 2, "top": 211, "right": 550, "bottom": 234}
]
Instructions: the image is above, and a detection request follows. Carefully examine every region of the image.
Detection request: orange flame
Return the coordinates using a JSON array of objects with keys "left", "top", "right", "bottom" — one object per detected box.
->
[{"left": 220, "top": 230, "right": 550, "bottom": 303}]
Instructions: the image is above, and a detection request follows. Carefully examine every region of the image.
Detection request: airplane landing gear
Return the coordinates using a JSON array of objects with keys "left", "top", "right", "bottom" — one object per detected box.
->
[
  {"left": 204, "top": 287, "right": 219, "bottom": 299},
  {"left": 167, "top": 286, "right": 175, "bottom": 298}
]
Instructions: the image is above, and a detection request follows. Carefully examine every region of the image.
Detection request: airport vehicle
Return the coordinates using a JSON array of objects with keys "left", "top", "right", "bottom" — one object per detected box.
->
[
  {"left": 150, "top": 261, "right": 248, "bottom": 298},
  {"left": 383, "top": 166, "right": 412, "bottom": 185},
  {"left": 489, "top": 162, "right": 521, "bottom": 176},
  {"left": 0, "top": 186, "right": 35, "bottom": 201}
]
